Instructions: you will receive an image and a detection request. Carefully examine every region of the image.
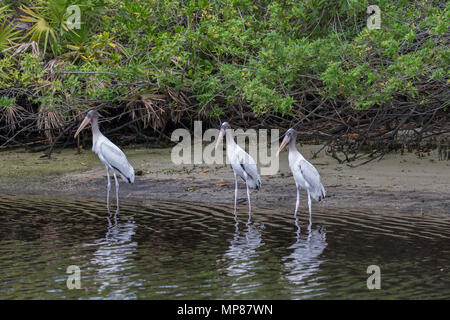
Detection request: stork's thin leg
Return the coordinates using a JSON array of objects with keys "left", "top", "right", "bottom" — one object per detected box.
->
[
  {"left": 307, "top": 190, "right": 312, "bottom": 231},
  {"left": 234, "top": 173, "right": 238, "bottom": 215},
  {"left": 107, "top": 214, "right": 112, "bottom": 229},
  {"left": 106, "top": 166, "right": 111, "bottom": 212},
  {"left": 294, "top": 184, "right": 300, "bottom": 217},
  {"left": 246, "top": 182, "right": 251, "bottom": 217},
  {"left": 234, "top": 214, "right": 239, "bottom": 230},
  {"left": 294, "top": 213, "right": 301, "bottom": 242},
  {"left": 112, "top": 170, "right": 120, "bottom": 213}
]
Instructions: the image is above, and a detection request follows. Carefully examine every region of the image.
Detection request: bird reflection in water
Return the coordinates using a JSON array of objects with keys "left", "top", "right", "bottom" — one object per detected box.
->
[
  {"left": 87, "top": 213, "right": 139, "bottom": 299},
  {"left": 223, "top": 216, "right": 264, "bottom": 292},
  {"left": 283, "top": 213, "right": 327, "bottom": 297}
]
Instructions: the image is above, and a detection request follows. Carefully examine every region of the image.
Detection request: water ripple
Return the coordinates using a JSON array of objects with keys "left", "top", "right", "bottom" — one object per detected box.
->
[{"left": 0, "top": 194, "right": 449, "bottom": 299}]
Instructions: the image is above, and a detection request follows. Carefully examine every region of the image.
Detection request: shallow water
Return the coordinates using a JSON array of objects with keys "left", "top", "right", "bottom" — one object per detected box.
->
[{"left": 0, "top": 194, "right": 449, "bottom": 299}]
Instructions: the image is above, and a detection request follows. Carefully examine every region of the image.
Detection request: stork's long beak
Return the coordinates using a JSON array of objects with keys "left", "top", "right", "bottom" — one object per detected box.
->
[
  {"left": 276, "top": 135, "right": 290, "bottom": 157},
  {"left": 74, "top": 116, "right": 91, "bottom": 138},
  {"left": 215, "top": 128, "right": 225, "bottom": 150}
]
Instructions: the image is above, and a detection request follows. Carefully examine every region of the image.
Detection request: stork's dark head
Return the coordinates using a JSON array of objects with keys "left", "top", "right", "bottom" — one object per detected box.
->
[
  {"left": 215, "top": 122, "right": 231, "bottom": 150},
  {"left": 276, "top": 128, "right": 297, "bottom": 157},
  {"left": 220, "top": 122, "right": 231, "bottom": 131},
  {"left": 285, "top": 128, "right": 297, "bottom": 140},
  {"left": 74, "top": 109, "right": 99, "bottom": 138},
  {"left": 86, "top": 109, "right": 99, "bottom": 120}
]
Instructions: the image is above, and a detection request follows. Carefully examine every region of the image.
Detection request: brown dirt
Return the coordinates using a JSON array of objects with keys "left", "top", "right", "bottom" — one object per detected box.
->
[{"left": 0, "top": 144, "right": 448, "bottom": 214}]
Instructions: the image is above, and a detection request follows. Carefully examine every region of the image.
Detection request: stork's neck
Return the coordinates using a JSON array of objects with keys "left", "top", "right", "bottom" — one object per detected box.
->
[
  {"left": 90, "top": 116, "right": 103, "bottom": 142},
  {"left": 289, "top": 137, "right": 304, "bottom": 159},
  {"left": 225, "top": 129, "right": 236, "bottom": 148}
]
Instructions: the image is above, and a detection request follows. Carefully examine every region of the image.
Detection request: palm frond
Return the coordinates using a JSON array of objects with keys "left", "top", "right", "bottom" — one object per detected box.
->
[
  {"left": 0, "top": 97, "right": 26, "bottom": 131},
  {"left": 37, "top": 105, "right": 65, "bottom": 143},
  {"left": 19, "top": 5, "right": 57, "bottom": 56},
  {"left": 0, "top": 19, "right": 22, "bottom": 51},
  {"left": 10, "top": 41, "right": 40, "bottom": 57},
  {"left": 18, "top": 2, "right": 79, "bottom": 56},
  {"left": 0, "top": 5, "right": 11, "bottom": 20}
]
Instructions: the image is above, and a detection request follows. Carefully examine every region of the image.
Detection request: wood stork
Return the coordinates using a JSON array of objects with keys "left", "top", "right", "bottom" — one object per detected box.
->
[
  {"left": 215, "top": 122, "right": 261, "bottom": 216},
  {"left": 276, "top": 128, "right": 325, "bottom": 218},
  {"left": 74, "top": 110, "right": 135, "bottom": 212}
]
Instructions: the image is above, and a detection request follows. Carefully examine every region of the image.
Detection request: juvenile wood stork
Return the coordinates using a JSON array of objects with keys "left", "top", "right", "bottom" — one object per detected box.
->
[
  {"left": 215, "top": 122, "right": 261, "bottom": 216},
  {"left": 276, "top": 128, "right": 325, "bottom": 218},
  {"left": 74, "top": 110, "right": 135, "bottom": 212}
]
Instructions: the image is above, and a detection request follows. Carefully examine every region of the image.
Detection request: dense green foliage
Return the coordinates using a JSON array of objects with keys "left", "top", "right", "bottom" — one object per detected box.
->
[{"left": 0, "top": 0, "right": 448, "bottom": 144}]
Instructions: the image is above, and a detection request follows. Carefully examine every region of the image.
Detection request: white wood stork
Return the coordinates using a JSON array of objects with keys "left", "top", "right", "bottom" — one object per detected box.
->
[
  {"left": 276, "top": 128, "right": 325, "bottom": 218},
  {"left": 215, "top": 122, "right": 261, "bottom": 216},
  {"left": 74, "top": 110, "right": 135, "bottom": 212}
]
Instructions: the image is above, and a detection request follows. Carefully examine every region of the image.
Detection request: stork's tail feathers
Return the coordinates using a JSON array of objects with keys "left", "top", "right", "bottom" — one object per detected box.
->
[
  {"left": 255, "top": 177, "right": 262, "bottom": 191},
  {"left": 119, "top": 164, "right": 134, "bottom": 184},
  {"left": 318, "top": 184, "right": 326, "bottom": 201},
  {"left": 311, "top": 183, "right": 326, "bottom": 202},
  {"left": 246, "top": 175, "right": 262, "bottom": 191}
]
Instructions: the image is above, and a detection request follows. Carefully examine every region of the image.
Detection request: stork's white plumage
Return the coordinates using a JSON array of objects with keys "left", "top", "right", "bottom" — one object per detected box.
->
[
  {"left": 215, "top": 122, "right": 261, "bottom": 216},
  {"left": 277, "top": 128, "right": 325, "bottom": 218},
  {"left": 74, "top": 110, "right": 134, "bottom": 212}
]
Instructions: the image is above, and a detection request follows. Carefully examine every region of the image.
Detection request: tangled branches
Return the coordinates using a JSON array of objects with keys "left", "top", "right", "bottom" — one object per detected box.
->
[
  {"left": 0, "top": 1, "right": 448, "bottom": 164},
  {"left": 0, "top": 80, "right": 447, "bottom": 166}
]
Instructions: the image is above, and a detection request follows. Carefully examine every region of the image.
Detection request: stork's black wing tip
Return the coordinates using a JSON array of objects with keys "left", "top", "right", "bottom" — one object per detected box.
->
[{"left": 256, "top": 180, "right": 262, "bottom": 191}]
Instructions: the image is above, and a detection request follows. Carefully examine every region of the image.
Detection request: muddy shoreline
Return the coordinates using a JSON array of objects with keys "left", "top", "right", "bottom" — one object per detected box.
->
[{"left": 0, "top": 145, "right": 448, "bottom": 215}]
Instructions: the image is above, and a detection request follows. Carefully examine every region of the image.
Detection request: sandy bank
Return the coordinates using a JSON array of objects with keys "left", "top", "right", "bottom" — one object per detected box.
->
[{"left": 0, "top": 144, "right": 448, "bottom": 214}]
